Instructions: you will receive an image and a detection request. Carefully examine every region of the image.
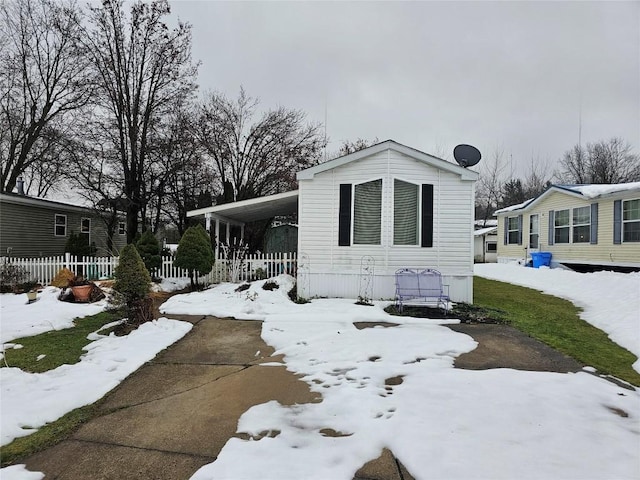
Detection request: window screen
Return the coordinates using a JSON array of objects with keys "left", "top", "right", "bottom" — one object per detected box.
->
[
  {"left": 394, "top": 179, "right": 418, "bottom": 245},
  {"left": 353, "top": 179, "right": 382, "bottom": 245}
]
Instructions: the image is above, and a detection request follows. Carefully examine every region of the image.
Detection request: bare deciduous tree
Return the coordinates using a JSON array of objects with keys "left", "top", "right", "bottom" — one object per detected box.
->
[
  {"left": 335, "top": 137, "right": 379, "bottom": 157},
  {"left": 0, "top": 0, "right": 91, "bottom": 193},
  {"left": 82, "top": 0, "right": 198, "bottom": 242},
  {"left": 195, "top": 87, "right": 325, "bottom": 204},
  {"left": 556, "top": 138, "right": 640, "bottom": 184},
  {"left": 475, "top": 147, "right": 508, "bottom": 224}
]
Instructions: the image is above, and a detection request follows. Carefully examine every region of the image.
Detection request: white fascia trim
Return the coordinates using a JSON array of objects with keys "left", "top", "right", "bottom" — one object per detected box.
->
[
  {"left": 297, "top": 140, "right": 479, "bottom": 181},
  {"left": 186, "top": 190, "right": 299, "bottom": 218}
]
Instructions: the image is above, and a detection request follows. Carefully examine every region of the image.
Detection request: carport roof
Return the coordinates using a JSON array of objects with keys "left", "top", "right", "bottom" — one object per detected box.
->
[{"left": 187, "top": 190, "right": 299, "bottom": 223}]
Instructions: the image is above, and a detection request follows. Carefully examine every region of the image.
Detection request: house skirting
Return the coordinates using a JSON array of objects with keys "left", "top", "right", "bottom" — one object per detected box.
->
[{"left": 298, "top": 271, "right": 473, "bottom": 304}]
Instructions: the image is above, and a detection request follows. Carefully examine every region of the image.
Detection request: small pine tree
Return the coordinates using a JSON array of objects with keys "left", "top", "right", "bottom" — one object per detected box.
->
[
  {"left": 135, "top": 230, "right": 162, "bottom": 278},
  {"left": 114, "top": 244, "right": 152, "bottom": 324},
  {"left": 174, "top": 224, "right": 214, "bottom": 289}
]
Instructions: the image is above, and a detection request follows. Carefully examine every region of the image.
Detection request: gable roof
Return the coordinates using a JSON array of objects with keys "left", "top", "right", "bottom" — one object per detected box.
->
[
  {"left": 297, "top": 139, "right": 479, "bottom": 181},
  {"left": 494, "top": 182, "right": 640, "bottom": 215}
]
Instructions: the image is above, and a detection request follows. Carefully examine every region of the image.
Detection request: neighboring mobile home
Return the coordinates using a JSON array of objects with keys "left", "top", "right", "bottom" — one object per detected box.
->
[
  {"left": 474, "top": 226, "right": 498, "bottom": 263},
  {"left": 0, "top": 192, "right": 127, "bottom": 257},
  {"left": 495, "top": 183, "right": 640, "bottom": 270},
  {"left": 296, "top": 140, "right": 478, "bottom": 302}
]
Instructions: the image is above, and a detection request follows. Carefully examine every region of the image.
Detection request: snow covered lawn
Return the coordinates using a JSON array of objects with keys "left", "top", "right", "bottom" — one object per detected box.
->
[
  {"left": 475, "top": 263, "right": 640, "bottom": 373},
  {"left": 0, "top": 286, "right": 193, "bottom": 448},
  {"left": 161, "top": 275, "right": 640, "bottom": 480},
  {"left": 0, "top": 287, "right": 107, "bottom": 344}
]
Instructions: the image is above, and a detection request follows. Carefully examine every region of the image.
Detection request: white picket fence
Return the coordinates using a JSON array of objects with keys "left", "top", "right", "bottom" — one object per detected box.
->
[{"left": 0, "top": 252, "right": 297, "bottom": 286}]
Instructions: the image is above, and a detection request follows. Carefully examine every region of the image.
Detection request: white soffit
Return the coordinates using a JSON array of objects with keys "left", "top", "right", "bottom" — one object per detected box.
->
[{"left": 187, "top": 190, "right": 299, "bottom": 223}]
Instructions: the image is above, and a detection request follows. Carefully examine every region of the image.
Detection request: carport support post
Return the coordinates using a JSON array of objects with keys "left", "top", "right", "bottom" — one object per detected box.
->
[{"left": 214, "top": 217, "right": 220, "bottom": 261}]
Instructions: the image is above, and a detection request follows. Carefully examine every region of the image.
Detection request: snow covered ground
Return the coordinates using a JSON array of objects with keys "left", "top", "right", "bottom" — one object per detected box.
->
[
  {"left": 0, "top": 287, "right": 107, "bottom": 344},
  {"left": 0, "top": 285, "right": 192, "bottom": 479},
  {"left": 4, "top": 269, "right": 640, "bottom": 480},
  {"left": 475, "top": 263, "right": 640, "bottom": 372},
  {"left": 162, "top": 273, "right": 640, "bottom": 480}
]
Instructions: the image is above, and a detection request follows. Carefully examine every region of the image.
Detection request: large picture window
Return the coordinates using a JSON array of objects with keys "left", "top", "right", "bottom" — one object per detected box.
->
[
  {"left": 54, "top": 214, "right": 67, "bottom": 237},
  {"left": 353, "top": 179, "right": 382, "bottom": 245},
  {"left": 623, "top": 199, "right": 640, "bottom": 242},
  {"left": 554, "top": 209, "right": 570, "bottom": 244},
  {"left": 572, "top": 206, "right": 590, "bottom": 243},
  {"left": 394, "top": 179, "right": 418, "bottom": 245}
]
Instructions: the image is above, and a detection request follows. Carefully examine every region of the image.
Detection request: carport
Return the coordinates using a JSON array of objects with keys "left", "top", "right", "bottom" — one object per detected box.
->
[{"left": 187, "top": 190, "right": 299, "bottom": 258}]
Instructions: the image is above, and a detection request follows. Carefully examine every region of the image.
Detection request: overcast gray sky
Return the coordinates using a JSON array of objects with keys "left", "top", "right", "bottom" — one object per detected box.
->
[{"left": 170, "top": 0, "right": 639, "bottom": 178}]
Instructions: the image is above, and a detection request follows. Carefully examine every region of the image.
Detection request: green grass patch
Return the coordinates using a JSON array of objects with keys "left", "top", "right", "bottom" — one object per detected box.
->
[
  {"left": 0, "top": 403, "right": 100, "bottom": 467},
  {"left": 474, "top": 276, "right": 640, "bottom": 386},
  {"left": 2, "top": 310, "right": 123, "bottom": 373}
]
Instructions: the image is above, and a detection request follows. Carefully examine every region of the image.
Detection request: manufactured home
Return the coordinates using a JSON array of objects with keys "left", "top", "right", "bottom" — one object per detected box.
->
[
  {"left": 0, "top": 192, "right": 127, "bottom": 257},
  {"left": 296, "top": 141, "right": 478, "bottom": 302},
  {"left": 495, "top": 183, "right": 640, "bottom": 270},
  {"left": 188, "top": 140, "right": 479, "bottom": 302}
]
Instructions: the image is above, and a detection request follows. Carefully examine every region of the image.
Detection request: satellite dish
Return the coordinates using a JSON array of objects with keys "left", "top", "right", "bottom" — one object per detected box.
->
[{"left": 453, "top": 144, "right": 482, "bottom": 168}]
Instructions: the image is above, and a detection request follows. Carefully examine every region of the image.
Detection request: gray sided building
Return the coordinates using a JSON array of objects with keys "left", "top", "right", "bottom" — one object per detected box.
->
[{"left": 0, "top": 192, "right": 127, "bottom": 258}]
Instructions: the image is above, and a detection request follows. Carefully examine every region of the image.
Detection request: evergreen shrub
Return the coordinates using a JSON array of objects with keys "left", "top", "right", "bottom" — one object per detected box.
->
[
  {"left": 135, "top": 230, "right": 162, "bottom": 279},
  {"left": 114, "top": 244, "right": 152, "bottom": 324},
  {"left": 174, "top": 224, "right": 214, "bottom": 289}
]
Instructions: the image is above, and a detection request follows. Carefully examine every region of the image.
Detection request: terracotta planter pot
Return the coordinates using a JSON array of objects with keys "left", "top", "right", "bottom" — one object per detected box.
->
[{"left": 71, "top": 285, "right": 93, "bottom": 303}]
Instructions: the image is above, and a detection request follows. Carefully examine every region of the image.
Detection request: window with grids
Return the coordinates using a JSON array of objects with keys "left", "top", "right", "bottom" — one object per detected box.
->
[
  {"left": 572, "top": 206, "right": 590, "bottom": 243},
  {"left": 393, "top": 179, "right": 419, "bottom": 245},
  {"left": 353, "top": 179, "right": 382, "bottom": 245},
  {"left": 118, "top": 222, "right": 126, "bottom": 235},
  {"left": 81, "top": 218, "right": 91, "bottom": 234},
  {"left": 554, "top": 209, "right": 570, "bottom": 243},
  {"left": 529, "top": 214, "right": 539, "bottom": 248},
  {"left": 507, "top": 216, "right": 520, "bottom": 244},
  {"left": 55, "top": 214, "right": 67, "bottom": 236},
  {"left": 623, "top": 199, "right": 640, "bottom": 242}
]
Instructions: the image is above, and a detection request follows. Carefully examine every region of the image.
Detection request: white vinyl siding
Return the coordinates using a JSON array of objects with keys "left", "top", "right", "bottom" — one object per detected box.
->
[
  {"left": 54, "top": 214, "right": 67, "bottom": 237},
  {"left": 572, "top": 206, "right": 590, "bottom": 243},
  {"left": 623, "top": 199, "right": 640, "bottom": 242},
  {"left": 554, "top": 209, "right": 570, "bottom": 243},
  {"left": 393, "top": 179, "right": 418, "bottom": 245},
  {"left": 353, "top": 179, "right": 382, "bottom": 245}
]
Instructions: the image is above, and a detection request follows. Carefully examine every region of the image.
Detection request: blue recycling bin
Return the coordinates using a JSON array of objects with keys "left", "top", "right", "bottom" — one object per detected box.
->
[{"left": 531, "top": 252, "right": 552, "bottom": 268}]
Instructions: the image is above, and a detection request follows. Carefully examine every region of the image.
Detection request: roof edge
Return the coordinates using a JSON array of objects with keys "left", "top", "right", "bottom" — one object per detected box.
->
[{"left": 297, "top": 140, "right": 479, "bottom": 181}]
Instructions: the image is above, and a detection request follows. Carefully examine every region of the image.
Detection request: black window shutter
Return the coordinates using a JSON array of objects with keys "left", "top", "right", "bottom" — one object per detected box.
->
[
  {"left": 548, "top": 210, "right": 555, "bottom": 246},
  {"left": 338, "top": 184, "right": 352, "bottom": 246},
  {"left": 421, "top": 184, "right": 434, "bottom": 247},
  {"left": 503, "top": 217, "right": 508, "bottom": 245},
  {"left": 590, "top": 203, "right": 598, "bottom": 245},
  {"left": 613, "top": 200, "right": 622, "bottom": 245}
]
